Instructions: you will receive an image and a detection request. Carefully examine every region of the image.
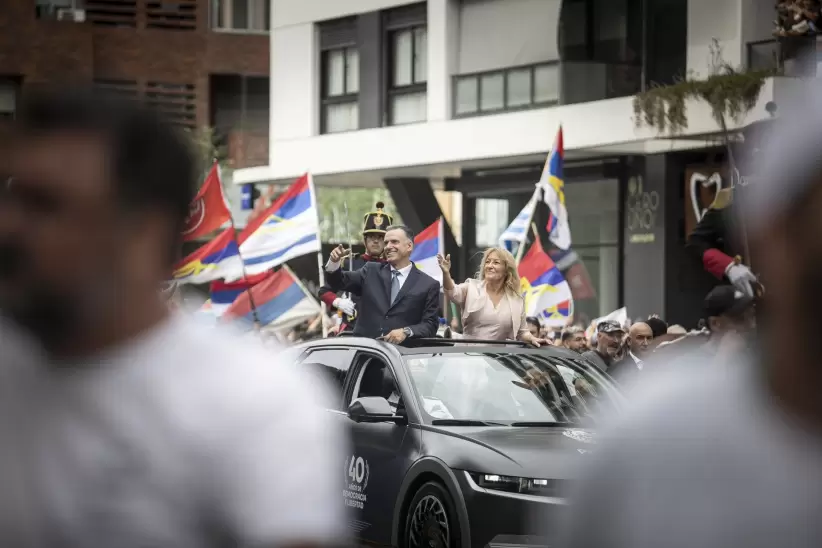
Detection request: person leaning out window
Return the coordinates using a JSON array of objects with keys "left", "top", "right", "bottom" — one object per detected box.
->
[{"left": 437, "top": 247, "right": 549, "bottom": 347}]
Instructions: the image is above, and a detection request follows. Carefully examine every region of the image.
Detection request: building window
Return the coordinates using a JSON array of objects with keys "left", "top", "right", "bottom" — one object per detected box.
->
[
  {"left": 455, "top": 62, "right": 559, "bottom": 118},
  {"left": 321, "top": 47, "right": 359, "bottom": 134},
  {"left": 388, "top": 25, "right": 427, "bottom": 125},
  {"left": 212, "top": 0, "right": 269, "bottom": 32},
  {"left": 0, "top": 80, "right": 19, "bottom": 120}
]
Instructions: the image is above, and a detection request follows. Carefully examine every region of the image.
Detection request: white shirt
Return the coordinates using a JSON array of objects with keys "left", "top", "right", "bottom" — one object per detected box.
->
[
  {"left": 390, "top": 263, "right": 414, "bottom": 292},
  {"left": 629, "top": 350, "right": 644, "bottom": 370},
  {"left": 560, "top": 356, "right": 822, "bottom": 548},
  {"left": 0, "top": 317, "right": 347, "bottom": 548}
]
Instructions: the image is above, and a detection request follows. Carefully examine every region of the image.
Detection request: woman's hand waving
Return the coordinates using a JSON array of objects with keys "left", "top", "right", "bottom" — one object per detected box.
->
[{"left": 437, "top": 253, "right": 451, "bottom": 273}]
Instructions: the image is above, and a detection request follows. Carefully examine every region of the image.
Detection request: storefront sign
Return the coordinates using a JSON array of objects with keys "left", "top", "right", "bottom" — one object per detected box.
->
[{"left": 625, "top": 175, "right": 659, "bottom": 244}]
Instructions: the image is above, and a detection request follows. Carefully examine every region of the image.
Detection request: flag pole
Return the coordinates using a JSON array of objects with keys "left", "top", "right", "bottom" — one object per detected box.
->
[
  {"left": 216, "top": 162, "right": 260, "bottom": 325},
  {"left": 515, "top": 189, "right": 540, "bottom": 265},
  {"left": 306, "top": 172, "right": 329, "bottom": 338}
]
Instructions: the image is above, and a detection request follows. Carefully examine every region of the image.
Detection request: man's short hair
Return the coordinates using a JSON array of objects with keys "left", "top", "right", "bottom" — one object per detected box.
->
[
  {"left": 17, "top": 88, "right": 197, "bottom": 264},
  {"left": 385, "top": 224, "right": 415, "bottom": 242},
  {"left": 561, "top": 326, "right": 584, "bottom": 342}
]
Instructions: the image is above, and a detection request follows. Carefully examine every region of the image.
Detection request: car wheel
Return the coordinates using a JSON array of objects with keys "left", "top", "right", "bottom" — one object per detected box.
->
[{"left": 403, "top": 481, "right": 461, "bottom": 548}]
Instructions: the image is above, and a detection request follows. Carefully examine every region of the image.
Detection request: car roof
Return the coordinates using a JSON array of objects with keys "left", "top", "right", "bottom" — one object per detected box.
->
[{"left": 296, "top": 336, "right": 584, "bottom": 360}]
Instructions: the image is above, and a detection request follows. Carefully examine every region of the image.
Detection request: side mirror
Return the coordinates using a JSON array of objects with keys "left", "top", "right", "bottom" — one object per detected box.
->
[{"left": 348, "top": 397, "right": 406, "bottom": 424}]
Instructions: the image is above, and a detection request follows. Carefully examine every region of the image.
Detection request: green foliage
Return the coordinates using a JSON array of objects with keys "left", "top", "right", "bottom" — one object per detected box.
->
[
  {"left": 185, "top": 127, "right": 231, "bottom": 183},
  {"left": 316, "top": 187, "right": 403, "bottom": 243},
  {"left": 633, "top": 40, "right": 771, "bottom": 134}
]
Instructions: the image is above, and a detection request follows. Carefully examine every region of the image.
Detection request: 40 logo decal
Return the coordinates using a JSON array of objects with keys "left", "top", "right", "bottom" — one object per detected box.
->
[{"left": 343, "top": 455, "right": 370, "bottom": 510}]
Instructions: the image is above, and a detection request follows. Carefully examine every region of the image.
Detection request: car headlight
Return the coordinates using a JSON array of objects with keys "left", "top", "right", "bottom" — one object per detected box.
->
[{"left": 467, "top": 472, "right": 566, "bottom": 497}]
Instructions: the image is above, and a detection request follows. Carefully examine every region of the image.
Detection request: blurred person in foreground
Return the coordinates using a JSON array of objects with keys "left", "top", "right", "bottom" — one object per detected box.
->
[
  {"left": 560, "top": 326, "right": 587, "bottom": 353},
  {"left": 0, "top": 89, "right": 346, "bottom": 547},
  {"left": 438, "top": 248, "right": 548, "bottom": 346},
  {"left": 559, "top": 92, "right": 822, "bottom": 548},
  {"left": 581, "top": 320, "right": 625, "bottom": 372}
]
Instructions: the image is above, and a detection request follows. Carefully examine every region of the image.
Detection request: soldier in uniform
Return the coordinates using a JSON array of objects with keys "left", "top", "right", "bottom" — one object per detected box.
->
[
  {"left": 686, "top": 185, "right": 759, "bottom": 297},
  {"left": 318, "top": 202, "right": 391, "bottom": 332}
]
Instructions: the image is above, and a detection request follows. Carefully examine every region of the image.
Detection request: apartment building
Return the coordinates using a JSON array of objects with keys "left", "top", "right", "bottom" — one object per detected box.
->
[{"left": 0, "top": 0, "right": 271, "bottom": 169}]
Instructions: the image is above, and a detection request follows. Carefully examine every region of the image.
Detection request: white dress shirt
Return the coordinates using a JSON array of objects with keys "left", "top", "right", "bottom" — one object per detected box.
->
[
  {"left": 629, "top": 350, "right": 644, "bottom": 370},
  {"left": 390, "top": 263, "right": 414, "bottom": 292}
]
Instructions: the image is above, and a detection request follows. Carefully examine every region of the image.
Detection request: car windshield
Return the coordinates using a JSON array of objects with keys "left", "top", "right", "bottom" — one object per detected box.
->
[{"left": 404, "top": 352, "right": 621, "bottom": 426}]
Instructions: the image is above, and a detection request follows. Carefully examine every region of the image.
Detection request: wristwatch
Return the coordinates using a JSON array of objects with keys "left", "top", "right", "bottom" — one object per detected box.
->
[{"left": 403, "top": 327, "right": 413, "bottom": 338}]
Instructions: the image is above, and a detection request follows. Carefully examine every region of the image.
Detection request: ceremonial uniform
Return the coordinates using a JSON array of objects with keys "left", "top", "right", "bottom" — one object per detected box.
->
[{"left": 317, "top": 202, "right": 392, "bottom": 332}]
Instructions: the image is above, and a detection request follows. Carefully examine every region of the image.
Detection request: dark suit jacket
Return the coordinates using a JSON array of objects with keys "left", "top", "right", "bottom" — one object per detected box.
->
[{"left": 325, "top": 261, "right": 440, "bottom": 339}]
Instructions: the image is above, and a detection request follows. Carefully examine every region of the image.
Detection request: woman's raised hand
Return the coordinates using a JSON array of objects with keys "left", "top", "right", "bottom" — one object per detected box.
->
[{"left": 437, "top": 253, "right": 451, "bottom": 273}]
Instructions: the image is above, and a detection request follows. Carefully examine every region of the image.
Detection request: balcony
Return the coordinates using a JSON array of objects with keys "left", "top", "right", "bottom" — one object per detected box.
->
[{"left": 747, "top": 36, "right": 822, "bottom": 77}]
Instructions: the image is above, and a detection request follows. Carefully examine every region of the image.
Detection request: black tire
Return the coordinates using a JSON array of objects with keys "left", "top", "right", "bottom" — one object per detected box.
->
[{"left": 402, "top": 481, "right": 462, "bottom": 548}]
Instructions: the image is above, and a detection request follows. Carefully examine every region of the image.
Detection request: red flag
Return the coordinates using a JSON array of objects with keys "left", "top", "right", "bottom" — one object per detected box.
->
[{"left": 182, "top": 163, "right": 232, "bottom": 241}]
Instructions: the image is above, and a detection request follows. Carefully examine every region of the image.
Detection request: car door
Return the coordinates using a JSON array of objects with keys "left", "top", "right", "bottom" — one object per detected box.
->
[{"left": 342, "top": 350, "right": 419, "bottom": 545}]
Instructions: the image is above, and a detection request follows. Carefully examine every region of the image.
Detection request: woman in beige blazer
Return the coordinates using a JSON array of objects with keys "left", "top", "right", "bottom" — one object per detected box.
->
[{"left": 437, "top": 247, "right": 548, "bottom": 346}]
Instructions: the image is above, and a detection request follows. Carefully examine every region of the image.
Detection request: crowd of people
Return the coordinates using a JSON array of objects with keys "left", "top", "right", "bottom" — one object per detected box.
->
[{"left": 775, "top": 0, "right": 821, "bottom": 36}]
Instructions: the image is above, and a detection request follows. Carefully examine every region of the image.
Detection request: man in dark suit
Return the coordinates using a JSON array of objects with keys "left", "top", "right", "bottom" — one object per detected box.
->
[
  {"left": 324, "top": 225, "right": 440, "bottom": 343},
  {"left": 318, "top": 201, "right": 390, "bottom": 332}
]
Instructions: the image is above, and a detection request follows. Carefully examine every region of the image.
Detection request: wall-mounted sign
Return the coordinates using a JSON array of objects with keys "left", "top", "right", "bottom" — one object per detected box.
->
[{"left": 685, "top": 166, "right": 727, "bottom": 236}]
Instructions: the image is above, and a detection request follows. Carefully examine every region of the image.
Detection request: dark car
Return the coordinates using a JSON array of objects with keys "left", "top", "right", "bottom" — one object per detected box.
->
[{"left": 291, "top": 337, "right": 624, "bottom": 548}]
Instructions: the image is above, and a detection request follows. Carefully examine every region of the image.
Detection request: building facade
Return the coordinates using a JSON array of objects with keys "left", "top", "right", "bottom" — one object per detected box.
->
[
  {"left": 222, "top": 1, "right": 797, "bottom": 323},
  {"left": 0, "top": 0, "right": 271, "bottom": 169}
]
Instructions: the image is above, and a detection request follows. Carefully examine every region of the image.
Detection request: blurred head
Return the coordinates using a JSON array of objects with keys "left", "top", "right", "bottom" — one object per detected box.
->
[
  {"left": 0, "top": 89, "right": 195, "bottom": 350},
  {"left": 704, "top": 285, "right": 756, "bottom": 337},
  {"left": 383, "top": 225, "right": 414, "bottom": 266},
  {"left": 363, "top": 233, "right": 385, "bottom": 257},
  {"left": 478, "top": 247, "right": 520, "bottom": 295},
  {"left": 645, "top": 316, "right": 668, "bottom": 339},
  {"left": 627, "top": 322, "right": 653, "bottom": 356},
  {"left": 595, "top": 320, "right": 625, "bottom": 357},
  {"left": 561, "top": 326, "right": 587, "bottom": 353},
  {"left": 525, "top": 316, "right": 541, "bottom": 338}
]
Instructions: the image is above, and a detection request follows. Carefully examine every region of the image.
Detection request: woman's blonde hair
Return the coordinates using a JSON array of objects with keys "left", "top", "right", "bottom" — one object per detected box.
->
[{"left": 476, "top": 247, "right": 521, "bottom": 297}]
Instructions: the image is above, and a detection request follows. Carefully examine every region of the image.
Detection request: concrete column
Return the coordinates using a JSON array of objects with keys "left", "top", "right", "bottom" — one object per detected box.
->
[{"left": 427, "top": 0, "right": 459, "bottom": 122}]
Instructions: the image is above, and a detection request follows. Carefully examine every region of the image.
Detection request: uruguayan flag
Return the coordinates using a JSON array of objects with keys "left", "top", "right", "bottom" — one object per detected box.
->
[
  {"left": 498, "top": 192, "right": 537, "bottom": 252},
  {"left": 234, "top": 173, "right": 322, "bottom": 278}
]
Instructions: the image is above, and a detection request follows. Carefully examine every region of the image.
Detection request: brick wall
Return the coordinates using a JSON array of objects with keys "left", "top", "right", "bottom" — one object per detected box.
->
[
  {"left": 0, "top": 0, "right": 269, "bottom": 131},
  {"left": 227, "top": 129, "right": 269, "bottom": 169}
]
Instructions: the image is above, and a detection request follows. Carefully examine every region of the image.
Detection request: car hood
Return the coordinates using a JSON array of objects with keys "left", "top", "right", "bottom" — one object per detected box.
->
[{"left": 421, "top": 425, "right": 596, "bottom": 479}]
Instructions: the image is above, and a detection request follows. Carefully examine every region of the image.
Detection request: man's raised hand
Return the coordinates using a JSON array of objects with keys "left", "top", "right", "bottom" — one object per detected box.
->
[{"left": 329, "top": 244, "right": 352, "bottom": 264}]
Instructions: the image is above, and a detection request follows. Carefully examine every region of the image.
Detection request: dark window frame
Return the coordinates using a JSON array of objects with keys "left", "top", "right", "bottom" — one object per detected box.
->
[
  {"left": 386, "top": 23, "right": 428, "bottom": 126},
  {"left": 320, "top": 45, "right": 360, "bottom": 134},
  {"left": 453, "top": 61, "right": 560, "bottom": 119}
]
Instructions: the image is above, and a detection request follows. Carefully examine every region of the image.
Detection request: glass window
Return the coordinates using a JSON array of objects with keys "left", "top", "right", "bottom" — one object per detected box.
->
[
  {"left": 351, "top": 358, "right": 401, "bottom": 410},
  {"left": 392, "top": 29, "right": 414, "bottom": 87},
  {"left": 405, "top": 353, "right": 620, "bottom": 425},
  {"left": 475, "top": 198, "right": 509, "bottom": 247},
  {"left": 325, "top": 102, "right": 359, "bottom": 133},
  {"left": 479, "top": 73, "right": 504, "bottom": 111},
  {"left": 506, "top": 68, "right": 531, "bottom": 108},
  {"left": 455, "top": 76, "right": 478, "bottom": 115},
  {"left": 388, "top": 25, "right": 427, "bottom": 126},
  {"left": 390, "top": 92, "right": 426, "bottom": 125},
  {"left": 413, "top": 27, "right": 428, "bottom": 84},
  {"left": 534, "top": 64, "right": 559, "bottom": 104},
  {"left": 300, "top": 348, "right": 354, "bottom": 409},
  {"left": 212, "top": 0, "right": 269, "bottom": 31},
  {"left": 346, "top": 49, "right": 359, "bottom": 94},
  {"left": 327, "top": 49, "right": 346, "bottom": 97}
]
